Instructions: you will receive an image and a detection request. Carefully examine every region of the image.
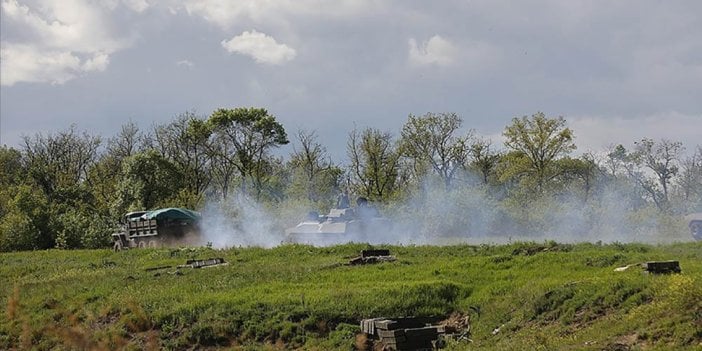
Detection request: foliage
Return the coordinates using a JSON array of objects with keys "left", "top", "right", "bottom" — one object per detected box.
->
[
  {"left": 501, "top": 112, "right": 576, "bottom": 193},
  {"left": 287, "top": 130, "right": 343, "bottom": 209},
  {"left": 153, "top": 111, "right": 212, "bottom": 200},
  {"left": 207, "top": 107, "right": 289, "bottom": 199},
  {"left": 1, "top": 108, "right": 701, "bottom": 251},
  {"left": 347, "top": 127, "right": 402, "bottom": 201},
  {"left": 113, "top": 150, "right": 185, "bottom": 212},
  {"left": 399, "top": 112, "right": 473, "bottom": 188}
]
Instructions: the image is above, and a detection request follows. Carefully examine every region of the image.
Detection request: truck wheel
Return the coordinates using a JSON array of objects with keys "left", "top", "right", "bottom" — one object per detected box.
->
[
  {"left": 113, "top": 241, "right": 123, "bottom": 252},
  {"left": 148, "top": 240, "right": 159, "bottom": 248},
  {"left": 138, "top": 241, "right": 147, "bottom": 248}
]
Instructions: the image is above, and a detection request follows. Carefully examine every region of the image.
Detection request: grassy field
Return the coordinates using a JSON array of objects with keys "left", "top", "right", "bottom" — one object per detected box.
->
[{"left": 1, "top": 241, "right": 701, "bottom": 350}]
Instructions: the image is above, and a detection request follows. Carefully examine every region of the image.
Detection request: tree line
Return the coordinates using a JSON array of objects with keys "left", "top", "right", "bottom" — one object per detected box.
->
[{"left": 1, "top": 108, "right": 700, "bottom": 251}]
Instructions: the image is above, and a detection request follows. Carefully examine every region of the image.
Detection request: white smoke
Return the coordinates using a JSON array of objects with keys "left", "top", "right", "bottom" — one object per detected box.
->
[
  {"left": 199, "top": 195, "right": 284, "bottom": 248},
  {"left": 382, "top": 172, "right": 690, "bottom": 245},
  {"left": 195, "top": 173, "right": 692, "bottom": 248}
]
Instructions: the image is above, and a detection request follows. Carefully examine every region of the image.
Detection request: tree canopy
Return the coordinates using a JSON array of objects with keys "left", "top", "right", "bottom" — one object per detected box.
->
[{"left": 0, "top": 108, "right": 700, "bottom": 251}]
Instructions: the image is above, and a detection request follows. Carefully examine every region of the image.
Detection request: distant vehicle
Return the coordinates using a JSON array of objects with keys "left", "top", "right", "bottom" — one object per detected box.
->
[
  {"left": 687, "top": 213, "right": 702, "bottom": 241},
  {"left": 112, "top": 208, "right": 201, "bottom": 250},
  {"left": 285, "top": 196, "right": 392, "bottom": 246}
]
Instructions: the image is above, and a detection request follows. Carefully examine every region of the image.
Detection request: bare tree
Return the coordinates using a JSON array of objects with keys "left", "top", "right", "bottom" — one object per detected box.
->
[
  {"left": 289, "top": 130, "right": 341, "bottom": 203},
  {"left": 677, "top": 146, "right": 702, "bottom": 204},
  {"left": 630, "top": 138, "right": 683, "bottom": 210}
]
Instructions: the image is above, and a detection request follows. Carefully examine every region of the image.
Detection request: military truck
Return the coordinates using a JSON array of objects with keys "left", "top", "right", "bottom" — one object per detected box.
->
[
  {"left": 687, "top": 213, "right": 702, "bottom": 241},
  {"left": 112, "top": 208, "right": 202, "bottom": 250},
  {"left": 285, "top": 196, "right": 392, "bottom": 246}
]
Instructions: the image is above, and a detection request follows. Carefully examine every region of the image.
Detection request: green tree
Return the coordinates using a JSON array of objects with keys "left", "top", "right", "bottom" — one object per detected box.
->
[
  {"left": 553, "top": 155, "right": 598, "bottom": 200},
  {"left": 0, "top": 184, "right": 49, "bottom": 250},
  {"left": 22, "top": 125, "right": 101, "bottom": 202},
  {"left": 468, "top": 138, "right": 501, "bottom": 185},
  {"left": 288, "top": 130, "right": 343, "bottom": 206},
  {"left": 400, "top": 112, "right": 472, "bottom": 188},
  {"left": 347, "top": 127, "right": 401, "bottom": 202},
  {"left": 153, "top": 111, "right": 212, "bottom": 206},
  {"left": 89, "top": 121, "right": 148, "bottom": 218},
  {"left": 207, "top": 107, "right": 289, "bottom": 199},
  {"left": 16, "top": 127, "right": 103, "bottom": 249},
  {"left": 113, "top": 151, "right": 184, "bottom": 213},
  {"left": 501, "top": 112, "right": 576, "bottom": 193},
  {"left": 0, "top": 146, "right": 23, "bottom": 187}
]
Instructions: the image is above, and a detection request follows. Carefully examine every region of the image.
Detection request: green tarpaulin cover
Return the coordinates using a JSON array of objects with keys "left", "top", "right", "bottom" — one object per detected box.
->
[{"left": 142, "top": 208, "right": 201, "bottom": 222}]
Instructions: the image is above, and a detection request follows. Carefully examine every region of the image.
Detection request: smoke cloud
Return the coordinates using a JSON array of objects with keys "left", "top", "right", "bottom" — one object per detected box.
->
[{"left": 196, "top": 173, "right": 692, "bottom": 248}]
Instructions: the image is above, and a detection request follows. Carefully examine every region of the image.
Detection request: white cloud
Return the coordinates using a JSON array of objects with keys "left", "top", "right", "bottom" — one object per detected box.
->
[
  {"left": 122, "top": 0, "right": 149, "bottom": 13},
  {"left": 82, "top": 52, "right": 110, "bottom": 71},
  {"left": 221, "top": 30, "right": 296, "bottom": 65},
  {"left": 0, "top": 0, "right": 128, "bottom": 86},
  {"left": 408, "top": 35, "right": 457, "bottom": 67},
  {"left": 183, "top": 0, "right": 377, "bottom": 29},
  {"left": 1, "top": 44, "right": 81, "bottom": 85}
]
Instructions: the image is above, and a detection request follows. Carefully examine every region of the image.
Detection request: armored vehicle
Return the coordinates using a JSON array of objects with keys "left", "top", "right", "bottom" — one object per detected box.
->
[
  {"left": 112, "top": 208, "right": 201, "bottom": 250},
  {"left": 687, "top": 213, "right": 702, "bottom": 241},
  {"left": 285, "top": 196, "right": 392, "bottom": 246}
]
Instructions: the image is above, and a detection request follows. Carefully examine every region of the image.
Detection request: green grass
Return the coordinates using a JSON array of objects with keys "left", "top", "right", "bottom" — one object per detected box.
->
[{"left": 1, "top": 241, "right": 701, "bottom": 350}]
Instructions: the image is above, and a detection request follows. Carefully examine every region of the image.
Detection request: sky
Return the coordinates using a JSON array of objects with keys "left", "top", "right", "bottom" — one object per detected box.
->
[{"left": 1, "top": 0, "right": 701, "bottom": 160}]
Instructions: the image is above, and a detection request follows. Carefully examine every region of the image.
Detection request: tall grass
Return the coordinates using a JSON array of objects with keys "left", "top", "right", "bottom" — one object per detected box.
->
[{"left": 1, "top": 242, "right": 700, "bottom": 350}]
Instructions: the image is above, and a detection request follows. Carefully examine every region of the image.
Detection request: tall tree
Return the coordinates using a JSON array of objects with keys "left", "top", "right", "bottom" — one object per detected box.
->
[
  {"left": 90, "top": 121, "right": 147, "bottom": 217},
  {"left": 22, "top": 125, "right": 101, "bottom": 202},
  {"left": 629, "top": 138, "right": 684, "bottom": 210},
  {"left": 113, "top": 151, "right": 184, "bottom": 213},
  {"left": 400, "top": 112, "right": 472, "bottom": 188},
  {"left": 153, "top": 111, "right": 212, "bottom": 204},
  {"left": 207, "top": 107, "right": 289, "bottom": 199},
  {"left": 501, "top": 112, "right": 576, "bottom": 193},
  {"left": 15, "top": 127, "right": 103, "bottom": 249},
  {"left": 107, "top": 121, "right": 144, "bottom": 161},
  {"left": 468, "top": 138, "right": 501, "bottom": 185},
  {"left": 678, "top": 146, "right": 702, "bottom": 207},
  {"left": 288, "top": 130, "right": 342, "bottom": 204},
  {"left": 347, "top": 127, "right": 401, "bottom": 201}
]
